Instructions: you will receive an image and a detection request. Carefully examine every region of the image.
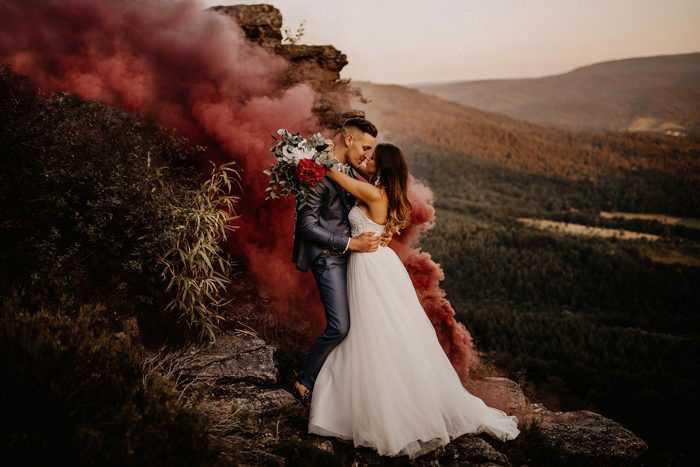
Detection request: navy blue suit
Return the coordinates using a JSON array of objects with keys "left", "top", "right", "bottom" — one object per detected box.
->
[{"left": 293, "top": 168, "right": 357, "bottom": 391}]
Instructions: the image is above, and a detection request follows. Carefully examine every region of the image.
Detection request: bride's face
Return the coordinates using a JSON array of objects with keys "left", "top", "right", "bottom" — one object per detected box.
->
[{"left": 363, "top": 152, "right": 377, "bottom": 177}]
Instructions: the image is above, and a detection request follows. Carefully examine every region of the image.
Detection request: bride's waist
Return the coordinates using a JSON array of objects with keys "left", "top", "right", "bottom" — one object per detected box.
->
[{"left": 350, "top": 230, "right": 385, "bottom": 237}]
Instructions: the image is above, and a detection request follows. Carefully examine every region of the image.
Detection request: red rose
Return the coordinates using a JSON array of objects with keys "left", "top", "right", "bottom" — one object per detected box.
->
[{"left": 295, "top": 159, "right": 327, "bottom": 186}]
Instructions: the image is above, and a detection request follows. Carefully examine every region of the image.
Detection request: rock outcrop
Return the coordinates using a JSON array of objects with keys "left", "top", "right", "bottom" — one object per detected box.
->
[
  {"left": 529, "top": 406, "right": 649, "bottom": 465},
  {"left": 209, "top": 4, "right": 283, "bottom": 49},
  {"left": 465, "top": 376, "right": 531, "bottom": 418},
  {"left": 156, "top": 329, "right": 648, "bottom": 466},
  {"left": 209, "top": 4, "right": 364, "bottom": 129},
  {"left": 168, "top": 331, "right": 295, "bottom": 414}
]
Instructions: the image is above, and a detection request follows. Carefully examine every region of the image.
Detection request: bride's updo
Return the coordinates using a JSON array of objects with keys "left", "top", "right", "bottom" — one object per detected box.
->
[{"left": 373, "top": 143, "right": 412, "bottom": 234}]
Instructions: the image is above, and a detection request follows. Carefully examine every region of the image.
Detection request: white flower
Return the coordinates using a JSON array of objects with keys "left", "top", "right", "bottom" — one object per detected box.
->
[
  {"left": 282, "top": 144, "right": 297, "bottom": 161},
  {"left": 293, "top": 146, "right": 315, "bottom": 162},
  {"left": 279, "top": 144, "right": 312, "bottom": 163}
]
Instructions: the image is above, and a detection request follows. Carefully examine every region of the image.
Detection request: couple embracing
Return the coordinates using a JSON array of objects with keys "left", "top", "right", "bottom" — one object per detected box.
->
[{"left": 290, "top": 118, "right": 520, "bottom": 459}]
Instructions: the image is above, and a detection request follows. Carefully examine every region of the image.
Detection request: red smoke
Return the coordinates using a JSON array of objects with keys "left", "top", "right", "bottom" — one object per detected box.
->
[
  {"left": 0, "top": 0, "right": 477, "bottom": 378},
  {"left": 390, "top": 176, "right": 479, "bottom": 380}
]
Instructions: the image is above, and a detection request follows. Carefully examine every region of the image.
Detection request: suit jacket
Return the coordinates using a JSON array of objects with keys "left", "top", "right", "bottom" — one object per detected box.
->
[{"left": 292, "top": 168, "right": 357, "bottom": 272}]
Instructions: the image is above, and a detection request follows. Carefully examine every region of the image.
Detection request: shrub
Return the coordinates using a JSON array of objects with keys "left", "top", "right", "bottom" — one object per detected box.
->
[
  {"left": 0, "top": 295, "right": 220, "bottom": 466},
  {"left": 0, "top": 65, "right": 239, "bottom": 343}
]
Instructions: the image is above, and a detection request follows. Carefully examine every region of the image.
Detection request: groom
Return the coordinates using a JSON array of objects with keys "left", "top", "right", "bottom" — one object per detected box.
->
[{"left": 292, "top": 117, "right": 392, "bottom": 403}]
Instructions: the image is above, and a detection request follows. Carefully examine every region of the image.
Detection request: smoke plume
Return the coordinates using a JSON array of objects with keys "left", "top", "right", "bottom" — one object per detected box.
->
[
  {"left": 390, "top": 176, "right": 479, "bottom": 379},
  {"left": 0, "top": 0, "right": 477, "bottom": 378}
]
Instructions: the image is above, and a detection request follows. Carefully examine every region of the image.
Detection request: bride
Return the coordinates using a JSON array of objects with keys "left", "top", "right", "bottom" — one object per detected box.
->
[{"left": 307, "top": 143, "right": 520, "bottom": 459}]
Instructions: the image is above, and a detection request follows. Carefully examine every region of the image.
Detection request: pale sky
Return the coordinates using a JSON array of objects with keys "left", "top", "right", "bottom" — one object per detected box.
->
[{"left": 201, "top": 0, "right": 700, "bottom": 84}]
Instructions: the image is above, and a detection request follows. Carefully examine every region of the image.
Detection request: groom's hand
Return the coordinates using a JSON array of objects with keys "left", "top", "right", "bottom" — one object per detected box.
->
[
  {"left": 349, "top": 232, "right": 380, "bottom": 252},
  {"left": 379, "top": 230, "right": 393, "bottom": 247}
]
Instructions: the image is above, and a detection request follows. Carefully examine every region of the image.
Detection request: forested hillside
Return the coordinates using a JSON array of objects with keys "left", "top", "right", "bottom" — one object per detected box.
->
[{"left": 355, "top": 81, "right": 700, "bottom": 464}]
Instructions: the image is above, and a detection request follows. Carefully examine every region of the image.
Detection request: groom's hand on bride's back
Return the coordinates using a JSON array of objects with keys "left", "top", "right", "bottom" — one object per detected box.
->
[{"left": 349, "top": 232, "right": 380, "bottom": 252}]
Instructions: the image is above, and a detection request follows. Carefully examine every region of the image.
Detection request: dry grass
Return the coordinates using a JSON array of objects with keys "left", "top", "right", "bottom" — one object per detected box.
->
[
  {"left": 517, "top": 218, "right": 661, "bottom": 241},
  {"left": 600, "top": 211, "right": 700, "bottom": 230}
]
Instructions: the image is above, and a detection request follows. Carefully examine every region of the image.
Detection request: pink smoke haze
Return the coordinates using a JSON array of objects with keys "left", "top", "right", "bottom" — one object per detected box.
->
[
  {"left": 390, "top": 176, "right": 478, "bottom": 379},
  {"left": 0, "top": 0, "right": 478, "bottom": 378}
]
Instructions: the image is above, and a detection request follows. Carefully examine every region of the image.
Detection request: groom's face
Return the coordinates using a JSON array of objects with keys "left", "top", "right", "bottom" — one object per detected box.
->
[{"left": 345, "top": 129, "right": 376, "bottom": 169}]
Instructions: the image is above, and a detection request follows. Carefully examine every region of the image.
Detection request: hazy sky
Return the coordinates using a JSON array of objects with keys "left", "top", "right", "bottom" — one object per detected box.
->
[{"left": 202, "top": 0, "right": 700, "bottom": 84}]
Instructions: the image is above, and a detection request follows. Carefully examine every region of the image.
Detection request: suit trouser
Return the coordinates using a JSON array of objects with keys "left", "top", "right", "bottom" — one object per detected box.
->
[{"left": 296, "top": 252, "right": 350, "bottom": 391}]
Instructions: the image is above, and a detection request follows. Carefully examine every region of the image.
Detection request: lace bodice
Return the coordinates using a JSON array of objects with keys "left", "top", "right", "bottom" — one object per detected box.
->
[{"left": 349, "top": 205, "right": 386, "bottom": 237}]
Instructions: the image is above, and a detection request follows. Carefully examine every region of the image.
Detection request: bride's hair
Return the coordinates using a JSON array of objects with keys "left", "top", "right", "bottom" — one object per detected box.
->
[{"left": 374, "top": 143, "right": 412, "bottom": 234}]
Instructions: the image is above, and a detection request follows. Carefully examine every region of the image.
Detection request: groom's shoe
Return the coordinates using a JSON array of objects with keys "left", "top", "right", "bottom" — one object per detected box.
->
[{"left": 292, "top": 380, "right": 312, "bottom": 406}]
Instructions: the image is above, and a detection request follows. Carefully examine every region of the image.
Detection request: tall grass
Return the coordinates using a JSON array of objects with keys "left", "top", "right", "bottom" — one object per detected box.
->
[{"left": 156, "top": 160, "right": 241, "bottom": 342}]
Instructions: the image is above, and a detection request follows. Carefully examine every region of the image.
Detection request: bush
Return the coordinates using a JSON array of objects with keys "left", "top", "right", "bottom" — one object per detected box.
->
[
  {"left": 0, "top": 295, "right": 220, "bottom": 466},
  {"left": 0, "top": 65, "right": 239, "bottom": 343}
]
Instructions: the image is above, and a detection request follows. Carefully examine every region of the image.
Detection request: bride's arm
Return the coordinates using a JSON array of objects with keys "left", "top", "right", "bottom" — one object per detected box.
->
[{"left": 326, "top": 166, "right": 383, "bottom": 204}]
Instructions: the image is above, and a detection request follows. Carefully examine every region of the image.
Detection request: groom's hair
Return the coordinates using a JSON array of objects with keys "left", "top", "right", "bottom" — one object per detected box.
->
[{"left": 342, "top": 117, "right": 378, "bottom": 138}]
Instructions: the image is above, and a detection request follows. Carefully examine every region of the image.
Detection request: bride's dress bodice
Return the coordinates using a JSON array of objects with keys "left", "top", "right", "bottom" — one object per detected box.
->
[{"left": 348, "top": 205, "right": 385, "bottom": 237}]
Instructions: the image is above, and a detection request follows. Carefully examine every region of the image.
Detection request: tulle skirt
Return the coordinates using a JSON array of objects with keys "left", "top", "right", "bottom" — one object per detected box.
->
[{"left": 308, "top": 246, "right": 520, "bottom": 459}]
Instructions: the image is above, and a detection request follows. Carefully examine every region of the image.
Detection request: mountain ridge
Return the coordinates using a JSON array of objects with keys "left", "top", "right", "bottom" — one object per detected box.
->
[
  {"left": 413, "top": 51, "right": 700, "bottom": 86},
  {"left": 414, "top": 52, "right": 700, "bottom": 134},
  {"left": 353, "top": 80, "right": 700, "bottom": 184}
]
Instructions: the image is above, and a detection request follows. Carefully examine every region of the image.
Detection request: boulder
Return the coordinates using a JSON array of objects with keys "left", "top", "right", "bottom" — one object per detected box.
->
[
  {"left": 446, "top": 434, "right": 511, "bottom": 466},
  {"left": 203, "top": 385, "right": 295, "bottom": 414},
  {"left": 464, "top": 377, "right": 649, "bottom": 464},
  {"left": 464, "top": 376, "right": 530, "bottom": 418},
  {"left": 532, "top": 407, "right": 649, "bottom": 464},
  {"left": 163, "top": 330, "right": 295, "bottom": 416},
  {"left": 172, "top": 331, "right": 278, "bottom": 385}
]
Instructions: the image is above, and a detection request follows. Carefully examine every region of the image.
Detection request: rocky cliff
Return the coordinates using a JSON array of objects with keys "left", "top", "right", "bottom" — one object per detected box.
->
[{"left": 209, "top": 4, "right": 363, "bottom": 129}]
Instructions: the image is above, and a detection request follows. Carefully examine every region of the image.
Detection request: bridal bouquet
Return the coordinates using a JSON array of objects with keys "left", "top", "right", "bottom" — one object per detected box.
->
[{"left": 263, "top": 128, "right": 338, "bottom": 207}]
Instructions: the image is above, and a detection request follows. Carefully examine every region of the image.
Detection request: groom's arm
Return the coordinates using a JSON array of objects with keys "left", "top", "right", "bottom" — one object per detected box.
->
[{"left": 297, "top": 179, "right": 351, "bottom": 252}]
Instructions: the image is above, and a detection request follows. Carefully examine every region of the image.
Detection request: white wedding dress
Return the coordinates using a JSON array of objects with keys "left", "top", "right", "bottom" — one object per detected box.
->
[{"left": 308, "top": 205, "right": 520, "bottom": 459}]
